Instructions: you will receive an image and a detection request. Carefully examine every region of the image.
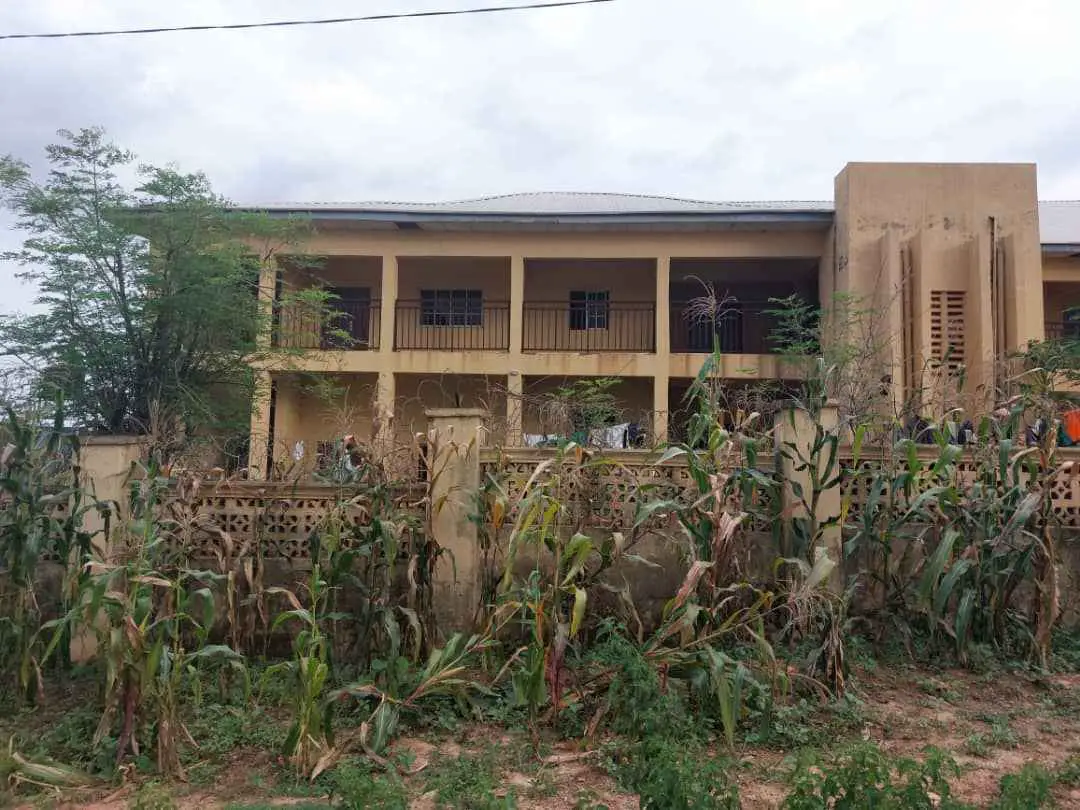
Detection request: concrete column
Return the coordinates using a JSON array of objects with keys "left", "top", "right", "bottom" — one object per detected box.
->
[
  {"left": 1004, "top": 231, "right": 1045, "bottom": 348},
  {"left": 426, "top": 408, "right": 484, "bottom": 633},
  {"left": 655, "top": 256, "right": 671, "bottom": 357},
  {"left": 774, "top": 402, "right": 842, "bottom": 587},
  {"left": 374, "top": 370, "right": 396, "bottom": 453},
  {"left": 509, "top": 255, "right": 525, "bottom": 355},
  {"left": 256, "top": 260, "right": 277, "bottom": 350},
  {"left": 248, "top": 371, "right": 273, "bottom": 480},
  {"left": 654, "top": 256, "right": 671, "bottom": 444},
  {"left": 506, "top": 371, "right": 524, "bottom": 447},
  {"left": 652, "top": 377, "right": 670, "bottom": 445},
  {"left": 380, "top": 254, "right": 398, "bottom": 352}
]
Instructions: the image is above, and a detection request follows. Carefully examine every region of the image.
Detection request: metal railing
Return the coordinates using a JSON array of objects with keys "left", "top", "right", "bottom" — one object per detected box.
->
[
  {"left": 274, "top": 300, "right": 381, "bottom": 350},
  {"left": 394, "top": 300, "right": 510, "bottom": 350},
  {"left": 1045, "top": 321, "right": 1080, "bottom": 341},
  {"left": 670, "top": 301, "right": 779, "bottom": 354},
  {"left": 522, "top": 301, "right": 656, "bottom": 352}
]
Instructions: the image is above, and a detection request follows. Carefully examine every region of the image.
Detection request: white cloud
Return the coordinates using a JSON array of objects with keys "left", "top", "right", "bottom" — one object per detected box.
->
[{"left": 2, "top": 0, "right": 1080, "bottom": 314}]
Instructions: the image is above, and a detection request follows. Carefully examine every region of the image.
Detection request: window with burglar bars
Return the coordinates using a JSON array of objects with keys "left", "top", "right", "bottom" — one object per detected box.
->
[
  {"left": 421, "top": 289, "right": 482, "bottom": 327},
  {"left": 569, "top": 290, "right": 610, "bottom": 330}
]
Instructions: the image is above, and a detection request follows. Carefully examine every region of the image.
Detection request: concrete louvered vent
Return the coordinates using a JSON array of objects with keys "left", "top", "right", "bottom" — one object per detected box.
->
[{"left": 930, "top": 290, "right": 966, "bottom": 372}]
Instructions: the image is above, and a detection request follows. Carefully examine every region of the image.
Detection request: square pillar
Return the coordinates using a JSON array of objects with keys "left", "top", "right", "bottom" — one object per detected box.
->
[
  {"left": 426, "top": 408, "right": 485, "bottom": 632},
  {"left": 506, "top": 371, "right": 523, "bottom": 447},
  {"left": 248, "top": 371, "right": 273, "bottom": 480},
  {"left": 256, "top": 260, "right": 278, "bottom": 350},
  {"left": 655, "top": 256, "right": 671, "bottom": 357},
  {"left": 652, "top": 376, "right": 669, "bottom": 445},
  {"left": 509, "top": 256, "right": 525, "bottom": 355},
  {"left": 654, "top": 256, "right": 672, "bottom": 444},
  {"left": 774, "top": 403, "right": 842, "bottom": 588},
  {"left": 380, "top": 255, "right": 398, "bottom": 352},
  {"left": 374, "top": 370, "right": 396, "bottom": 453}
]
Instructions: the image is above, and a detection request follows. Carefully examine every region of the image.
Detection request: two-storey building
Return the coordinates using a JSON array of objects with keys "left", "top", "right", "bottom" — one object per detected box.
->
[{"left": 246, "top": 162, "right": 1080, "bottom": 477}]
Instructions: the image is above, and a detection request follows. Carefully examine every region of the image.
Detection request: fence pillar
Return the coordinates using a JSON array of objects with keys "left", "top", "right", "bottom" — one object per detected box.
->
[
  {"left": 78, "top": 435, "right": 147, "bottom": 556},
  {"left": 774, "top": 402, "right": 842, "bottom": 586},
  {"left": 74, "top": 435, "right": 148, "bottom": 662},
  {"left": 426, "top": 408, "right": 484, "bottom": 633}
]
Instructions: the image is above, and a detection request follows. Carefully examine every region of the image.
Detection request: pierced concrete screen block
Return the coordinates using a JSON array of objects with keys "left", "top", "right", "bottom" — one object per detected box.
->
[{"left": 930, "top": 290, "right": 966, "bottom": 372}]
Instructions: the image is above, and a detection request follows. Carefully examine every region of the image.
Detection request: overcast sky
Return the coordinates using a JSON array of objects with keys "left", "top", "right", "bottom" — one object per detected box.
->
[{"left": 2, "top": 0, "right": 1079, "bottom": 314}]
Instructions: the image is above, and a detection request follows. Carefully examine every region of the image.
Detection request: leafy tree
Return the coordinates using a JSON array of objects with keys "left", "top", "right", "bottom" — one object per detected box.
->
[{"left": 0, "top": 127, "right": 320, "bottom": 462}]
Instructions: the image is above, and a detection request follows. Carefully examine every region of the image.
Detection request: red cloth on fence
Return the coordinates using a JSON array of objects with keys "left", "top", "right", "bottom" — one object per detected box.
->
[{"left": 1063, "top": 410, "right": 1080, "bottom": 443}]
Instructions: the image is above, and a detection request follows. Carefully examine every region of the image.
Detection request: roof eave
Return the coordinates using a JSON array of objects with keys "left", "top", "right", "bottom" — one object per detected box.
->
[
  {"left": 1042, "top": 243, "right": 1080, "bottom": 256},
  {"left": 240, "top": 208, "right": 836, "bottom": 227}
]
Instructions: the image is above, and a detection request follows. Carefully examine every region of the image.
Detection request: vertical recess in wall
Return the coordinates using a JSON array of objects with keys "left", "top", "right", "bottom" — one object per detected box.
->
[{"left": 901, "top": 243, "right": 916, "bottom": 405}]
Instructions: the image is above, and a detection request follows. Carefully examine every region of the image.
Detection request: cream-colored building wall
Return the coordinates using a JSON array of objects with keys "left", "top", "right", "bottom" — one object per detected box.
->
[
  {"left": 277, "top": 258, "right": 383, "bottom": 348},
  {"left": 391, "top": 257, "right": 512, "bottom": 350},
  {"left": 523, "top": 258, "right": 655, "bottom": 300},
  {"left": 271, "top": 373, "right": 379, "bottom": 469},
  {"left": 523, "top": 259, "right": 656, "bottom": 353},
  {"left": 521, "top": 376, "right": 654, "bottom": 439},
  {"left": 833, "top": 163, "right": 1043, "bottom": 406},
  {"left": 396, "top": 373, "right": 507, "bottom": 444},
  {"left": 1044, "top": 281, "right": 1080, "bottom": 322},
  {"left": 1044, "top": 256, "right": 1080, "bottom": 283},
  {"left": 396, "top": 256, "right": 512, "bottom": 298},
  {"left": 295, "top": 227, "right": 827, "bottom": 260},
  {"left": 303, "top": 256, "right": 383, "bottom": 290}
]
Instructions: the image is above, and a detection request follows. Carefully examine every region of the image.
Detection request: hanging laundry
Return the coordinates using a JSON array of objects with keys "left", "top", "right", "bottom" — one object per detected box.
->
[{"left": 1064, "top": 409, "right": 1080, "bottom": 444}]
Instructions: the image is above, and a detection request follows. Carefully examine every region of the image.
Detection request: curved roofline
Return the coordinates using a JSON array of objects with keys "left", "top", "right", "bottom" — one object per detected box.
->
[{"left": 230, "top": 194, "right": 1080, "bottom": 244}]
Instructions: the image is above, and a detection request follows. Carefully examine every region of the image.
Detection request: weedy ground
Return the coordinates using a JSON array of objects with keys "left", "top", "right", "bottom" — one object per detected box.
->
[{"left": 3, "top": 654, "right": 1079, "bottom": 810}]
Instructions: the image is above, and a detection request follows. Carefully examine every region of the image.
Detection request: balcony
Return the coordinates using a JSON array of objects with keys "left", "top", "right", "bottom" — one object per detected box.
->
[
  {"left": 1046, "top": 321, "right": 1080, "bottom": 341},
  {"left": 274, "top": 299, "right": 381, "bottom": 350},
  {"left": 394, "top": 300, "right": 510, "bottom": 350},
  {"left": 670, "top": 301, "right": 780, "bottom": 354},
  {"left": 523, "top": 301, "right": 656, "bottom": 352}
]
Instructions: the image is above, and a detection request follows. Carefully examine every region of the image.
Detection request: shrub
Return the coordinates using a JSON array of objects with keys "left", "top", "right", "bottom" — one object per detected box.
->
[
  {"left": 782, "top": 743, "right": 968, "bottom": 810},
  {"left": 424, "top": 750, "right": 514, "bottom": 809},
  {"left": 332, "top": 759, "right": 408, "bottom": 810},
  {"left": 991, "top": 763, "right": 1055, "bottom": 809}
]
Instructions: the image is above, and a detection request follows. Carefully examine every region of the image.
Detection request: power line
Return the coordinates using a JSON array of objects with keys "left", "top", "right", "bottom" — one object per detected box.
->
[{"left": 0, "top": 0, "right": 617, "bottom": 41}]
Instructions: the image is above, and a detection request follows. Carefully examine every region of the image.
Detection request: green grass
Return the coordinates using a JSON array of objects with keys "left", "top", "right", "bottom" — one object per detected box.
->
[{"left": 424, "top": 749, "right": 516, "bottom": 809}]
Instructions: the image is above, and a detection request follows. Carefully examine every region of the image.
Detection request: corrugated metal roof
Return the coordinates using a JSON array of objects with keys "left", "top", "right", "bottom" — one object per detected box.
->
[
  {"left": 238, "top": 192, "right": 1080, "bottom": 245},
  {"left": 248, "top": 192, "right": 834, "bottom": 215},
  {"left": 1038, "top": 201, "right": 1080, "bottom": 246}
]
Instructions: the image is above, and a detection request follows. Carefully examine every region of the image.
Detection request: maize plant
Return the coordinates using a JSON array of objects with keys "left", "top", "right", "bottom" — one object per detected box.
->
[
  {"left": 0, "top": 405, "right": 101, "bottom": 702},
  {"left": 41, "top": 469, "right": 244, "bottom": 778},
  {"left": 263, "top": 568, "right": 335, "bottom": 778},
  {"left": 496, "top": 443, "right": 654, "bottom": 723}
]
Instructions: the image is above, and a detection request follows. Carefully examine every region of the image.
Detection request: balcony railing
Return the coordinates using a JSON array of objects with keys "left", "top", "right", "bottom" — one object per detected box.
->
[
  {"left": 1046, "top": 321, "right": 1080, "bottom": 341},
  {"left": 523, "top": 302, "right": 656, "bottom": 352},
  {"left": 395, "top": 300, "right": 510, "bottom": 350},
  {"left": 670, "top": 301, "right": 779, "bottom": 354},
  {"left": 274, "top": 300, "right": 381, "bottom": 350}
]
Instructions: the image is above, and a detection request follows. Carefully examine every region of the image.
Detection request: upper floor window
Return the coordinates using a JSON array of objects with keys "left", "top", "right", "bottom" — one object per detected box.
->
[
  {"left": 421, "top": 289, "right": 482, "bottom": 326},
  {"left": 569, "top": 290, "right": 609, "bottom": 331}
]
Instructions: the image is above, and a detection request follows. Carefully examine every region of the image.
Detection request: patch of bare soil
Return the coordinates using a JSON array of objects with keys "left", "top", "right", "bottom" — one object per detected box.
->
[{"left": 734, "top": 667, "right": 1080, "bottom": 809}]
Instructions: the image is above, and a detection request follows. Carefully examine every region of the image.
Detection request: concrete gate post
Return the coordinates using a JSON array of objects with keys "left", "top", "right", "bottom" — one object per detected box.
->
[
  {"left": 73, "top": 435, "right": 147, "bottom": 662},
  {"left": 774, "top": 402, "right": 843, "bottom": 588},
  {"left": 425, "top": 408, "right": 484, "bottom": 634},
  {"left": 78, "top": 435, "right": 148, "bottom": 558}
]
